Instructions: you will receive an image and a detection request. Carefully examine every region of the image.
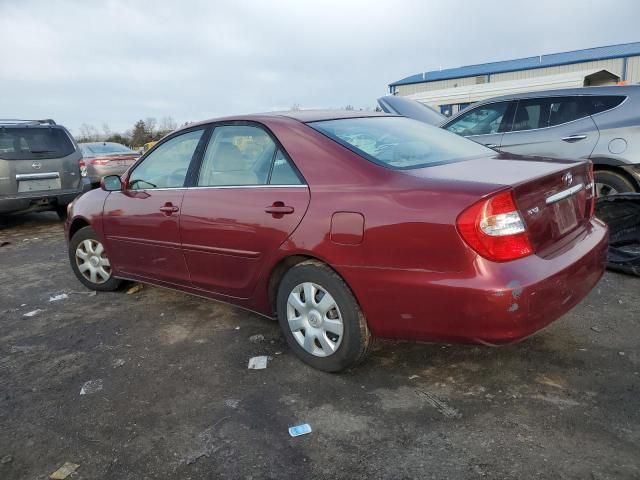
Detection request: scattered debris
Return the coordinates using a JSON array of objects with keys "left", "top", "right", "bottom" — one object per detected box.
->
[
  {"left": 49, "top": 462, "right": 79, "bottom": 479},
  {"left": 20, "top": 303, "right": 26, "bottom": 307},
  {"left": 23, "top": 309, "right": 43, "bottom": 317},
  {"left": 288, "top": 423, "right": 312, "bottom": 437},
  {"left": 112, "top": 358, "right": 126, "bottom": 368},
  {"left": 535, "top": 374, "right": 566, "bottom": 389},
  {"left": 415, "top": 390, "right": 461, "bottom": 418},
  {"left": 248, "top": 356, "right": 270, "bottom": 370},
  {"left": 619, "top": 351, "right": 626, "bottom": 356},
  {"left": 408, "top": 375, "right": 420, "bottom": 380},
  {"left": 591, "top": 326, "right": 602, "bottom": 333},
  {"left": 126, "top": 284, "right": 143, "bottom": 295},
  {"left": 224, "top": 398, "right": 240, "bottom": 409},
  {"left": 80, "top": 379, "right": 104, "bottom": 395},
  {"left": 274, "top": 351, "right": 282, "bottom": 355},
  {"left": 234, "top": 326, "right": 240, "bottom": 330},
  {"left": 49, "top": 293, "right": 69, "bottom": 302},
  {"left": 249, "top": 334, "right": 265, "bottom": 343},
  {"left": 1, "top": 454, "right": 12, "bottom": 464}
]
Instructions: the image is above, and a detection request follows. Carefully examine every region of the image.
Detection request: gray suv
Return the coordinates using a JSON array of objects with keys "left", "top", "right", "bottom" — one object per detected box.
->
[
  {"left": 440, "top": 86, "right": 640, "bottom": 196},
  {"left": 0, "top": 119, "right": 90, "bottom": 219}
]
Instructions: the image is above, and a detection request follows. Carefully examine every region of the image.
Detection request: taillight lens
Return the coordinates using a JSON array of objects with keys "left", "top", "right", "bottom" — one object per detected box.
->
[
  {"left": 79, "top": 158, "right": 87, "bottom": 177},
  {"left": 457, "top": 190, "right": 534, "bottom": 262},
  {"left": 585, "top": 161, "right": 595, "bottom": 218}
]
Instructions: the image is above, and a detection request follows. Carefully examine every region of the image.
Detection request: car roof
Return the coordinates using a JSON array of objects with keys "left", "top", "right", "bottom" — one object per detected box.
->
[
  {"left": 471, "top": 85, "right": 640, "bottom": 105},
  {"left": 185, "top": 110, "right": 395, "bottom": 130}
]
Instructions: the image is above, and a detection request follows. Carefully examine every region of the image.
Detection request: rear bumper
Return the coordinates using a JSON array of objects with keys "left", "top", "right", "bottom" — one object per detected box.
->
[
  {"left": 0, "top": 179, "right": 91, "bottom": 214},
  {"left": 340, "top": 219, "right": 608, "bottom": 344}
]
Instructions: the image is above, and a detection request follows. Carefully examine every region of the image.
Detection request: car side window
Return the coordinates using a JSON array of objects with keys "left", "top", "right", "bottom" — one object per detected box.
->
[
  {"left": 512, "top": 96, "right": 590, "bottom": 132},
  {"left": 586, "top": 95, "right": 626, "bottom": 115},
  {"left": 269, "top": 149, "right": 303, "bottom": 185},
  {"left": 198, "top": 125, "right": 276, "bottom": 186},
  {"left": 128, "top": 129, "right": 203, "bottom": 190},
  {"left": 444, "top": 102, "right": 509, "bottom": 136}
]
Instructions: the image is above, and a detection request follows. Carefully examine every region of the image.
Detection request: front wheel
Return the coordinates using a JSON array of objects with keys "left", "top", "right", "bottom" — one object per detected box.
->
[
  {"left": 276, "top": 260, "right": 371, "bottom": 372},
  {"left": 69, "top": 226, "right": 122, "bottom": 291}
]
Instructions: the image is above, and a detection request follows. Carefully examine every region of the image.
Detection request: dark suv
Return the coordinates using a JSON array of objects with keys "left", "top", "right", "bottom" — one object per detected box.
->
[{"left": 0, "top": 119, "right": 90, "bottom": 219}]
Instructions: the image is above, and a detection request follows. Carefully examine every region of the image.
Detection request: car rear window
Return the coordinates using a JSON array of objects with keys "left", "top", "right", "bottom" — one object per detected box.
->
[
  {"left": 308, "top": 116, "right": 491, "bottom": 169},
  {"left": 0, "top": 127, "right": 75, "bottom": 160},
  {"left": 81, "top": 143, "right": 135, "bottom": 155}
]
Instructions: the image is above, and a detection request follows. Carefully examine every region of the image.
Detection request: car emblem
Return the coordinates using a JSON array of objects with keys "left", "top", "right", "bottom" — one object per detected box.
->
[
  {"left": 31, "top": 161, "right": 42, "bottom": 170},
  {"left": 562, "top": 172, "right": 573, "bottom": 186}
]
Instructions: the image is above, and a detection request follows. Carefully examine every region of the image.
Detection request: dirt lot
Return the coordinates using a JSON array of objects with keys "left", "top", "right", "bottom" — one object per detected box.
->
[{"left": 0, "top": 213, "right": 639, "bottom": 480}]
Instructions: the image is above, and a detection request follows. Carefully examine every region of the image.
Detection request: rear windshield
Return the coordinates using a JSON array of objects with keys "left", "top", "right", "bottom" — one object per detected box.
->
[
  {"left": 308, "top": 116, "right": 491, "bottom": 169},
  {"left": 0, "top": 127, "right": 75, "bottom": 160},
  {"left": 80, "top": 143, "right": 134, "bottom": 155}
]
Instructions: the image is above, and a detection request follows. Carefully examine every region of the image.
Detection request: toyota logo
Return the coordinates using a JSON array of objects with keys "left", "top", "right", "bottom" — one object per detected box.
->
[
  {"left": 562, "top": 172, "right": 573, "bottom": 186},
  {"left": 31, "top": 161, "right": 42, "bottom": 170}
]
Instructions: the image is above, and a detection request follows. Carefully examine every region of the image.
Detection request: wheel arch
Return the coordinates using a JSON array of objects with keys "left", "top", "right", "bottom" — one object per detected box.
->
[
  {"left": 68, "top": 216, "right": 91, "bottom": 240},
  {"left": 592, "top": 162, "right": 639, "bottom": 191}
]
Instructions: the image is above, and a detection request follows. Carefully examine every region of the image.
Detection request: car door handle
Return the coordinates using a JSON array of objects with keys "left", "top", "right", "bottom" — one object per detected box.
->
[
  {"left": 159, "top": 204, "right": 179, "bottom": 215},
  {"left": 484, "top": 143, "right": 498, "bottom": 148},
  {"left": 562, "top": 134, "right": 587, "bottom": 143},
  {"left": 265, "top": 203, "right": 294, "bottom": 215}
]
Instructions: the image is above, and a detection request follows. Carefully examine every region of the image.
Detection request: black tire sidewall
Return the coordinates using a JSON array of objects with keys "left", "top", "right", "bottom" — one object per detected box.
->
[
  {"left": 276, "top": 263, "right": 367, "bottom": 372},
  {"left": 594, "top": 171, "right": 636, "bottom": 195},
  {"left": 68, "top": 226, "right": 121, "bottom": 291}
]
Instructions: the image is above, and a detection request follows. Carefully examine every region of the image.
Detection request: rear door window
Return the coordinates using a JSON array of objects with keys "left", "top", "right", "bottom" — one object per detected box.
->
[
  {"left": 512, "top": 96, "right": 590, "bottom": 131},
  {"left": 0, "top": 128, "right": 74, "bottom": 160},
  {"left": 444, "top": 102, "right": 511, "bottom": 136}
]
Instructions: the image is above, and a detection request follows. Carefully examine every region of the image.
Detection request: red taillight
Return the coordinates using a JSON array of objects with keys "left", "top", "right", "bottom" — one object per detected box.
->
[
  {"left": 88, "top": 158, "right": 110, "bottom": 166},
  {"left": 457, "top": 190, "right": 534, "bottom": 262},
  {"left": 79, "top": 158, "right": 87, "bottom": 177}
]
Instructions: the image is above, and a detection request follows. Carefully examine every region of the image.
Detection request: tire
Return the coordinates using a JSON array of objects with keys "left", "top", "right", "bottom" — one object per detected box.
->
[
  {"left": 594, "top": 170, "right": 637, "bottom": 197},
  {"left": 68, "top": 226, "right": 122, "bottom": 291},
  {"left": 55, "top": 205, "right": 68, "bottom": 221},
  {"left": 276, "top": 260, "right": 372, "bottom": 372}
]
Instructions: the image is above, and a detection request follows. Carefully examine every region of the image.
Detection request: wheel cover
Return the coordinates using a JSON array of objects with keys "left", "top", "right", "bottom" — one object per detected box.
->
[
  {"left": 595, "top": 182, "right": 618, "bottom": 197},
  {"left": 286, "top": 282, "right": 344, "bottom": 357},
  {"left": 75, "top": 239, "right": 112, "bottom": 285}
]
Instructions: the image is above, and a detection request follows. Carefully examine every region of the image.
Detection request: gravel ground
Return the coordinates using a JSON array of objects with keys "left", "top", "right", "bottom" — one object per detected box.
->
[{"left": 1, "top": 212, "right": 639, "bottom": 480}]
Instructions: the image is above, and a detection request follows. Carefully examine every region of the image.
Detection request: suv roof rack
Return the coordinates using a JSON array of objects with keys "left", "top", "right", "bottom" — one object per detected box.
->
[{"left": 0, "top": 119, "right": 57, "bottom": 126}]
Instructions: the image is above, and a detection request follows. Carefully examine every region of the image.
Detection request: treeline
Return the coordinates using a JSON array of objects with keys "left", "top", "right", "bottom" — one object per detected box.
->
[{"left": 75, "top": 116, "right": 189, "bottom": 147}]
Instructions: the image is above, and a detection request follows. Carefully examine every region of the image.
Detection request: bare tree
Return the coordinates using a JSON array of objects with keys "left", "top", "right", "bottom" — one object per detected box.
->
[
  {"left": 290, "top": 103, "right": 301, "bottom": 111},
  {"left": 144, "top": 117, "right": 157, "bottom": 138},
  {"left": 159, "top": 116, "right": 177, "bottom": 133},
  {"left": 78, "top": 123, "right": 99, "bottom": 142},
  {"left": 344, "top": 104, "right": 355, "bottom": 111}
]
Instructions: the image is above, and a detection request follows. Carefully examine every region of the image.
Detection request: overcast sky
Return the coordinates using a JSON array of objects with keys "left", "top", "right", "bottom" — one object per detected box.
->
[{"left": 1, "top": 0, "right": 639, "bottom": 135}]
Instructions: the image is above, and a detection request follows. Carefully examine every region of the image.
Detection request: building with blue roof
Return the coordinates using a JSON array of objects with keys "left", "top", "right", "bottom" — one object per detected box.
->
[{"left": 389, "top": 42, "right": 640, "bottom": 117}]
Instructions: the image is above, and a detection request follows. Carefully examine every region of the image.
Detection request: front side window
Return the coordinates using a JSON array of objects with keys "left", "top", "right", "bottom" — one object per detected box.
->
[
  {"left": 309, "top": 116, "right": 491, "bottom": 170},
  {"left": 128, "top": 129, "right": 203, "bottom": 190},
  {"left": 197, "top": 125, "right": 276, "bottom": 186},
  {"left": 444, "top": 102, "right": 509, "bottom": 136}
]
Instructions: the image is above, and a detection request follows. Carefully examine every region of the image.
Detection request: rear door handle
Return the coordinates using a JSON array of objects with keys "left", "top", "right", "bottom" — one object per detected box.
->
[
  {"left": 562, "top": 134, "right": 587, "bottom": 142},
  {"left": 265, "top": 202, "right": 294, "bottom": 215},
  {"left": 484, "top": 143, "right": 498, "bottom": 149}
]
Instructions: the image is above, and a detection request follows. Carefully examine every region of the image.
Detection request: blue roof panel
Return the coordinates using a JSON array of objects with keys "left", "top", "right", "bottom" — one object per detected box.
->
[{"left": 390, "top": 42, "right": 640, "bottom": 87}]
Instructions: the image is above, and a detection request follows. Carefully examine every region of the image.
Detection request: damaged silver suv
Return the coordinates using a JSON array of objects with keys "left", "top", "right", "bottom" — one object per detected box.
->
[{"left": 0, "top": 119, "right": 90, "bottom": 219}]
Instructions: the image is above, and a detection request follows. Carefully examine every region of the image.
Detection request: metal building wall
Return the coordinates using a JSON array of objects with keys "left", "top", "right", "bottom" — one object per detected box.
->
[
  {"left": 627, "top": 56, "right": 640, "bottom": 83},
  {"left": 394, "top": 57, "right": 635, "bottom": 96}
]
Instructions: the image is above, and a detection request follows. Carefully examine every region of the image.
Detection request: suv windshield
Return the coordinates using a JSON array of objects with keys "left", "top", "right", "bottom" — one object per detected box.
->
[
  {"left": 81, "top": 143, "right": 134, "bottom": 155},
  {"left": 0, "top": 127, "right": 75, "bottom": 160},
  {"left": 309, "top": 116, "right": 491, "bottom": 169}
]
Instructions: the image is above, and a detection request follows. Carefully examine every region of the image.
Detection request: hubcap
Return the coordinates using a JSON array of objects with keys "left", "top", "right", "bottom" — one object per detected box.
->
[
  {"left": 75, "top": 239, "right": 111, "bottom": 284},
  {"left": 286, "top": 282, "right": 344, "bottom": 357},
  {"left": 595, "top": 182, "right": 618, "bottom": 198}
]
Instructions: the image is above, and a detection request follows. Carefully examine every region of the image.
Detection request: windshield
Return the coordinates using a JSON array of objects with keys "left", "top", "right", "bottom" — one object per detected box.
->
[
  {"left": 308, "top": 116, "right": 491, "bottom": 169},
  {"left": 81, "top": 143, "right": 135, "bottom": 155},
  {"left": 0, "top": 127, "right": 75, "bottom": 160}
]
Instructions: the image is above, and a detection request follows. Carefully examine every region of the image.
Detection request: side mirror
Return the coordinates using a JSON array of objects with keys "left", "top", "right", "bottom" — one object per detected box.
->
[{"left": 101, "top": 175, "right": 123, "bottom": 192}]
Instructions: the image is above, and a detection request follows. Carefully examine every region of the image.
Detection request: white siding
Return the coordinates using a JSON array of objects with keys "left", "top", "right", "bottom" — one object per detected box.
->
[
  {"left": 395, "top": 76, "right": 477, "bottom": 96},
  {"left": 627, "top": 56, "right": 640, "bottom": 83}
]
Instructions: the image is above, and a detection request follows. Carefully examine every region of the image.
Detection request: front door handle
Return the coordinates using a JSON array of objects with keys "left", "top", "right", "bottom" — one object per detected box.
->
[
  {"left": 159, "top": 203, "right": 179, "bottom": 215},
  {"left": 265, "top": 201, "right": 294, "bottom": 216},
  {"left": 484, "top": 143, "right": 498, "bottom": 149},
  {"left": 562, "top": 134, "right": 587, "bottom": 143}
]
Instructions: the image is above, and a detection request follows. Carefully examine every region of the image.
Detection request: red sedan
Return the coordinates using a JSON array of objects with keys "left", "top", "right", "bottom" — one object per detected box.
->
[{"left": 65, "top": 111, "right": 608, "bottom": 372}]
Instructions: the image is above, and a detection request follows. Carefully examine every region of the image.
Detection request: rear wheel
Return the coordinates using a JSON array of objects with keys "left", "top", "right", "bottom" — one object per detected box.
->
[
  {"left": 276, "top": 260, "right": 371, "bottom": 372},
  {"left": 594, "top": 170, "right": 637, "bottom": 197},
  {"left": 69, "top": 226, "right": 122, "bottom": 291}
]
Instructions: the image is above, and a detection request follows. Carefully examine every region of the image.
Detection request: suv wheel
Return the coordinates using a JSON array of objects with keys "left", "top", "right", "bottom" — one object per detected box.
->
[
  {"left": 594, "top": 170, "right": 637, "bottom": 197},
  {"left": 69, "top": 226, "right": 122, "bottom": 291},
  {"left": 276, "top": 260, "right": 372, "bottom": 372}
]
